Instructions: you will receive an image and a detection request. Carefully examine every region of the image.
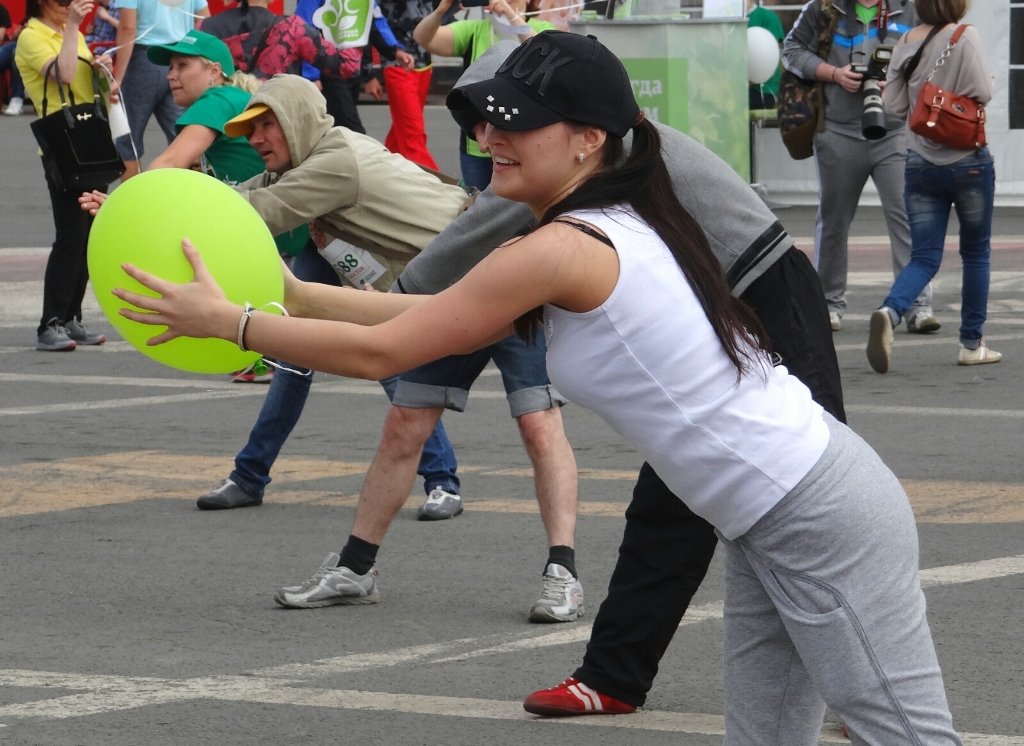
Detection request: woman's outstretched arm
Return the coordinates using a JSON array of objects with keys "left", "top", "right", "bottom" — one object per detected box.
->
[{"left": 114, "top": 224, "right": 608, "bottom": 380}]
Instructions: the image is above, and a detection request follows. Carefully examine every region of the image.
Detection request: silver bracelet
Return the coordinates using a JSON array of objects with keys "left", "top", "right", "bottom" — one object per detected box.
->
[{"left": 237, "top": 303, "right": 257, "bottom": 352}]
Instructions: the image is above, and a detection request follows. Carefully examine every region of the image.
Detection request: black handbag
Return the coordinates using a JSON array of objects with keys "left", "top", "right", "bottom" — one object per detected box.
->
[{"left": 29, "top": 57, "right": 126, "bottom": 192}]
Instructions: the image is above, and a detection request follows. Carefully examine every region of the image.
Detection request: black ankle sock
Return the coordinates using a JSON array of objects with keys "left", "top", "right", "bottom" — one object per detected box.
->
[
  {"left": 546, "top": 545, "right": 577, "bottom": 579},
  {"left": 337, "top": 535, "right": 379, "bottom": 576}
]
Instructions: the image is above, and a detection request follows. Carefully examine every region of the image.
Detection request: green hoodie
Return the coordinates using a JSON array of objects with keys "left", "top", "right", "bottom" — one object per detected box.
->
[{"left": 233, "top": 75, "right": 469, "bottom": 286}]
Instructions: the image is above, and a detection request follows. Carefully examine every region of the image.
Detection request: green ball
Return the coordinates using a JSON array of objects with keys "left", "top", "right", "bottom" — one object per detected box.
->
[{"left": 88, "top": 169, "right": 284, "bottom": 374}]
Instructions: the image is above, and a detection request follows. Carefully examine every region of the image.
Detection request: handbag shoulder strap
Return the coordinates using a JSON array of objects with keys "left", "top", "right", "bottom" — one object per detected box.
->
[
  {"left": 924, "top": 23, "right": 968, "bottom": 82},
  {"left": 816, "top": 0, "right": 840, "bottom": 62},
  {"left": 246, "top": 17, "right": 280, "bottom": 72},
  {"left": 900, "top": 24, "right": 943, "bottom": 81}
]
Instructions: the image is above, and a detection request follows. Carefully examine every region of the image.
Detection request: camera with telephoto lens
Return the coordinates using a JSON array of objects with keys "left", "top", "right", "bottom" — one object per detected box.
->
[{"left": 850, "top": 44, "right": 894, "bottom": 140}]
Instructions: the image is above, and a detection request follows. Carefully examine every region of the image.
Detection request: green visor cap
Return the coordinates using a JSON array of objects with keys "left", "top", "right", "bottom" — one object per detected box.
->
[{"left": 147, "top": 30, "right": 236, "bottom": 77}]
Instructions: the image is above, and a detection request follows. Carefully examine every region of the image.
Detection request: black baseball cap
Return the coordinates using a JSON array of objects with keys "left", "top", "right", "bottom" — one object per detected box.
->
[{"left": 446, "top": 31, "right": 641, "bottom": 139}]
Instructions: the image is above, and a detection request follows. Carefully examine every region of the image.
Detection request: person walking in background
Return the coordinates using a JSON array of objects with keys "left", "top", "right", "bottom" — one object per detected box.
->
[
  {"left": 15, "top": 0, "right": 115, "bottom": 350},
  {"left": 111, "top": 0, "right": 208, "bottom": 181},
  {"left": 783, "top": 0, "right": 937, "bottom": 334},
  {"left": 746, "top": 0, "right": 782, "bottom": 109},
  {"left": 1, "top": 2, "right": 27, "bottom": 115},
  {"left": 414, "top": 0, "right": 552, "bottom": 190},
  {"left": 866, "top": 0, "right": 998, "bottom": 372},
  {"left": 376, "top": 0, "right": 439, "bottom": 169}
]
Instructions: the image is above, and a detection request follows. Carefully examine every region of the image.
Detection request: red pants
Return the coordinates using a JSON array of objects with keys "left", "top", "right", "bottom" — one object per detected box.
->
[{"left": 383, "top": 65, "right": 439, "bottom": 171}]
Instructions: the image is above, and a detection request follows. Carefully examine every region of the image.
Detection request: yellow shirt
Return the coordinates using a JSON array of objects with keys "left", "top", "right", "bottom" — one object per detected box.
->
[{"left": 15, "top": 18, "right": 96, "bottom": 118}]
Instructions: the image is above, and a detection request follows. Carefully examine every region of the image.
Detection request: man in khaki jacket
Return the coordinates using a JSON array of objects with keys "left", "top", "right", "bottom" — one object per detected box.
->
[
  {"left": 227, "top": 74, "right": 469, "bottom": 290},
  {"left": 204, "top": 75, "right": 583, "bottom": 625}
]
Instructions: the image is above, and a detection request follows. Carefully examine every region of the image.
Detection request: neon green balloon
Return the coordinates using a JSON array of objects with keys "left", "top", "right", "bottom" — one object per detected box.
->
[{"left": 88, "top": 169, "right": 284, "bottom": 374}]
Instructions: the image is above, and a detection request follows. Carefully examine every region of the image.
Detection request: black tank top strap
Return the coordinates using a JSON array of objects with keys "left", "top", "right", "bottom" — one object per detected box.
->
[{"left": 552, "top": 218, "right": 615, "bottom": 248}]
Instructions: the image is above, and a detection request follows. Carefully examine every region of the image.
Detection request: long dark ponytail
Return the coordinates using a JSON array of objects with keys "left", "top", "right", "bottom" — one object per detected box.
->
[{"left": 515, "top": 119, "right": 770, "bottom": 376}]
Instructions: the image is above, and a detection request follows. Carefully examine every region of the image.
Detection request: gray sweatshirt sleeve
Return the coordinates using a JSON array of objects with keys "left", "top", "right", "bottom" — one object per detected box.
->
[
  {"left": 782, "top": 0, "right": 826, "bottom": 80},
  {"left": 393, "top": 187, "right": 537, "bottom": 295}
]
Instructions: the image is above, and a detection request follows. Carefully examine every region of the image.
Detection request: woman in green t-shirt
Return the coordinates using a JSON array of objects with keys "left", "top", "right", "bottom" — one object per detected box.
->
[
  {"left": 80, "top": 30, "right": 308, "bottom": 256},
  {"left": 414, "top": 0, "right": 553, "bottom": 189}
]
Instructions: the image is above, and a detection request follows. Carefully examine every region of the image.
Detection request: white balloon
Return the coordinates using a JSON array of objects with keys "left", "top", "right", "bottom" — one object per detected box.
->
[
  {"left": 158, "top": 0, "right": 189, "bottom": 7},
  {"left": 747, "top": 26, "right": 780, "bottom": 85}
]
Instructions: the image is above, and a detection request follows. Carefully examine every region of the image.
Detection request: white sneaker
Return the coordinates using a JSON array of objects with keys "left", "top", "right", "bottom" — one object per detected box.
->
[
  {"left": 529, "top": 563, "right": 584, "bottom": 623},
  {"left": 907, "top": 310, "right": 941, "bottom": 334},
  {"left": 829, "top": 311, "right": 841, "bottom": 332},
  {"left": 958, "top": 343, "right": 1001, "bottom": 366},
  {"left": 866, "top": 308, "right": 894, "bottom": 373},
  {"left": 416, "top": 487, "right": 463, "bottom": 521},
  {"left": 3, "top": 97, "right": 23, "bottom": 116}
]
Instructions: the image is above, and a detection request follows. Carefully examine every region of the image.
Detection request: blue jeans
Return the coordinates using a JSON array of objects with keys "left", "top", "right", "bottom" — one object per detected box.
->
[
  {"left": 0, "top": 41, "right": 25, "bottom": 100},
  {"left": 230, "top": 241, "right": 460, "bottom": 499},
  {"left": 459, "top": 149, "right": 492, "bottom": 192},
  {"left": 882, "top": 148, "right": 995, "bottom": 348}
]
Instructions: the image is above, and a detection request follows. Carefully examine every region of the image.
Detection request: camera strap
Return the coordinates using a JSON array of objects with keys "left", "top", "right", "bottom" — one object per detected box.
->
[{"left": 877, "top": 0, "right": 890, "bottom": 41}]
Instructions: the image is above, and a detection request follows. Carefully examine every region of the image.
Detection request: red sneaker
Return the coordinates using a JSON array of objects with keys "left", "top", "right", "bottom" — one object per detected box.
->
[{"left": 523, "top": 678, "right": 637, "bottom": 716}]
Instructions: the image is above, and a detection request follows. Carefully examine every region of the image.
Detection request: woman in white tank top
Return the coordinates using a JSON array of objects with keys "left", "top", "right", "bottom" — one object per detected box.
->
[{"left": 117, "top": 32, "right": 963, "bottom": 746}]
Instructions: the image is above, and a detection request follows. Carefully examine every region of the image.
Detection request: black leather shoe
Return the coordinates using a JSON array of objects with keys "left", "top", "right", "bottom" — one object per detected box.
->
[{"left": 197, "top": 479, "right": 263, "bottom": 510}]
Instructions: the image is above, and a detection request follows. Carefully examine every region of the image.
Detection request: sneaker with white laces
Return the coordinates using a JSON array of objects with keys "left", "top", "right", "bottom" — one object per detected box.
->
[
  {"left": 866, "top": 308, "right": 894, "bottom": 373},
  {"left": 829, "top": 311, "right": 841, "bottom": 332},
  {"left": 416, "top": 487, "right": 463, "bottom": 521},
  {"left": 64, "top": 319, "right": 106, "bottom": 346},
  {"left": 958, "top": 342, "right": 1001, "bottom": 366},
  {"left": 523, "top": 677, "right": 637, "bottom": 716},
  {"left": 907, "top": 310, "right": 941, "bottom": 334},
  {"left": 529, "top": 563, "right": 584, "bottom": 623},
  {"left": 197, "top": 478, "right": 262, "bottom": 510},
  {"left": 274, "top": 553, "right": 380, "bottom": 608},
  {"left": 36, "top": 318, "right": 75, "bottom": 351},
  {"left": 3, "top": 97, "right": 23, "bottom": 116}
]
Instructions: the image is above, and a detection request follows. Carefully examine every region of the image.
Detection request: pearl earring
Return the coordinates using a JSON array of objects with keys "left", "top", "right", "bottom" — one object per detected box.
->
[
  {"left": 208, "top": 79, "right": 214, "bottom": 85},
  {"left": 577, "top": 153, "right": 585, "bottom": 165}
]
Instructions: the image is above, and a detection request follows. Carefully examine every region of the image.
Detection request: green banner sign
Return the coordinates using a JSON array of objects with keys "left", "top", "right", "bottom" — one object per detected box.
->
[{"left": 313, "top": 0, "right": 373, "bottom": 49}]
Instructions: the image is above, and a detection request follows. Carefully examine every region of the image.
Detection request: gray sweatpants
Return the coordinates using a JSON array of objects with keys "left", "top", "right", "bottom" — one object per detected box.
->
[
  {"left": 720, "top": 415, "right": 960, "bottom": 746},
  {"left": 813, "top": 128, "right": 932, "bottom": 320}
]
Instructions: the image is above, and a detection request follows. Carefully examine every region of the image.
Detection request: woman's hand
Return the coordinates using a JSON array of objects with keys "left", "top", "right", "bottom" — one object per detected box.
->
[
  {"left": 113, "top": 238, "right": 241, "bottom": 346},
  {"left": 79, "top": 190, "right": 108, "bottom": 216},
  {"left": 489, "top": 0, "right": 528, "bottom": 25},
  {"left": 67, "top": 0, "right": 96, "bottom": 28}
]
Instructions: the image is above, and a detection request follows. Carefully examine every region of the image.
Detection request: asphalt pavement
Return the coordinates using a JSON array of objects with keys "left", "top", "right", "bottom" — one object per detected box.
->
[{"left": 1, "top": 108, "right": 1022, "bottom": 746}]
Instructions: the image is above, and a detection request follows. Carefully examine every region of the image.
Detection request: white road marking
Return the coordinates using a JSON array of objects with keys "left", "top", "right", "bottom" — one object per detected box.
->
[
  {"left": 0, "top": 376, "right": 507, "bottom": 417},
  {"left": 847, "top": 405, "right": 1024, "bottom": 419},
  {"left": 920, "top": 555, "right": 1024, "bottom": 588},
  {"left": 0, "top": 671, "right": 1018, "bottom": 744},
  {"left": 0, "top": 558, "right": 1021, "bottom": 739},
  {"left": 791, "top": 236, "right": 1024, "bottom": 247},
  {"left": 833, "top": 332, "right": 1024, "bottom": 352}
]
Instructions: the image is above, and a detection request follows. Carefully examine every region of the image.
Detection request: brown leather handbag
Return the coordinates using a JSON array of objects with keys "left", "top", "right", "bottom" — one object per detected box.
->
[{"left": 908, "top": 25, "right": 987, "bottom": 150}]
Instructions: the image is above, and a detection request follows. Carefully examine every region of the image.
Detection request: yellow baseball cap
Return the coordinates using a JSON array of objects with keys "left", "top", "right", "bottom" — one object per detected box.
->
[{"left": 224, "top": 104, "right": 271, "bottom": 139}]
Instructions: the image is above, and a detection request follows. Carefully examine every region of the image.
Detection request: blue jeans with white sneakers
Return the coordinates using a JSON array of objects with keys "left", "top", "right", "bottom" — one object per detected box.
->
[{"left": 881, "top": 148, "right": 995, "bottom": 349}]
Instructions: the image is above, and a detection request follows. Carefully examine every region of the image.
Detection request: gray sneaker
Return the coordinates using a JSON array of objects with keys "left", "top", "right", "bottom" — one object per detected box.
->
[
  {"left": 529, "top": 563, "right": 585, "bottom": 623},
  {"left": 197, "top": 479, "right": 262, "bottom": 510},
  {"left": 416, "top": 487, "right": 463, "bottom": 521},
  {"left": 274, "top": 553, "right": 380, "bottom": 608},
  {"left": 64, "top": 319, "right": 106, "bottom": 345},
  {"left": 36, "top": 318, "right": 75, "bottom": 351}
]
